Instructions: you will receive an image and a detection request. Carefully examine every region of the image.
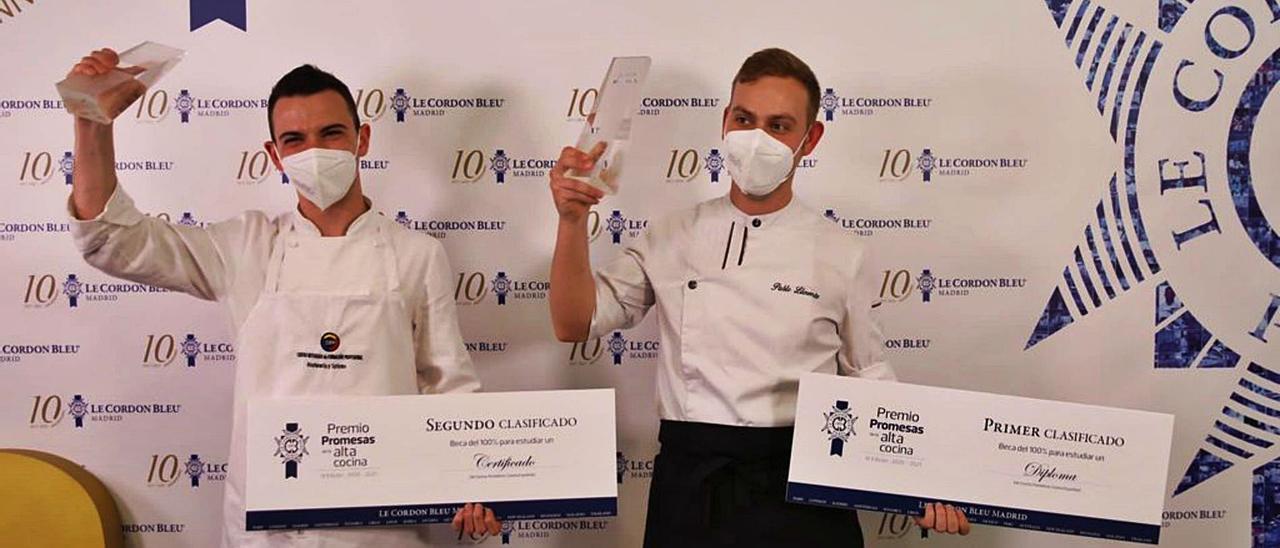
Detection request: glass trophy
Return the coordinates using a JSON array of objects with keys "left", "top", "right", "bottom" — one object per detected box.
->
[
  {"left": 568, "top": 56, "right": 651, "bottom": 195},
  {"left": 56, "top": 41, "right": 185, "bottom": 124}
]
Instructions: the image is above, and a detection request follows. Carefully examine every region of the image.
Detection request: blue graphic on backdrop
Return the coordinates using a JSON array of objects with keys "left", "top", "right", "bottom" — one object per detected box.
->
[
  {"left": 491, "top": 150, "right": 510, "bottom": 184},
  {"left": 190, "top": 0, "right": 246, "bottom": 31},
  {"left": 607, "top": 332, "right": 626, "bottom": 366},
  {"left": 69, "top": 394, "right": 88, "bottom": 428},
  {"left": 60, "top": 152, "right": 73, "bottom": 185},
  {"left": 1024, "top": 5, "right": 1280, "bottom": 541},
  {"left": 705, "top": 149, "right": 723, "bottom": 183},
  {"left": 492, "top": 272, "right": 511, "bottom": 305},
  {"left": 185, "top": 454, "right": 204, "bottom": 487},
  {"left": 176, "top": 90, "right": 194, "bottom": 122}
]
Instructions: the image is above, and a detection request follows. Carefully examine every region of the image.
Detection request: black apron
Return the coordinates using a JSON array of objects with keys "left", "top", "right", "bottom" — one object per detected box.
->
[{"left": 643, "top": 420, "right": 863, "bottom": 547}]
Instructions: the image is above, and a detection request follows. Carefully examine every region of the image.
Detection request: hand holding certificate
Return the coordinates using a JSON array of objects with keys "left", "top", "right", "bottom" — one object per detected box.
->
[
  {"left": 245, "top": 389, "right": 617, "bottom": 531},
  {"left": 787, "top": 374, "right": 1175, "bottom": 544}
]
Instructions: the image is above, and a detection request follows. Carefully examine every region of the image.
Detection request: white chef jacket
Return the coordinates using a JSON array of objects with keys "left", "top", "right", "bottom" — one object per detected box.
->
[
  {"left": 589, "top": 195, "right": 894, "bottom": 428},
  {"left": 67, "top": 186, "right": 480, "bottom": 396}
]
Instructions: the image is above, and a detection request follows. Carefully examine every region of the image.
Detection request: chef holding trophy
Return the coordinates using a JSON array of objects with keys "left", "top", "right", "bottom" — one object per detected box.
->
[
  {"left": 60, "top": 45, "right": 501, "bottom": 547},
  {"left": 548, "top": 48, "right": 971, "bottom": 546}
]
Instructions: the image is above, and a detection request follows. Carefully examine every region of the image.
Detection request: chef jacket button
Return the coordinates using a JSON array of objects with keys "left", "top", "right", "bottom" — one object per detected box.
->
[
  {"left": 687, "top": 280, "right": 698, "bottom": 290},
  {"left": 751, "top": 218, "right": 761, "bottom": 228}
]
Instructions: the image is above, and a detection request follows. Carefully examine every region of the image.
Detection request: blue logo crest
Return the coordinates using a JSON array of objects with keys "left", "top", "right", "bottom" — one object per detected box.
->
[
  {"left": 607, "top": 332, "right": 626, "bottom": 366},
  {"left": 917, "top": 148, "right": 936, "bottom": 182},
  {"left": 178, "top": 212, "right": 198, "bottom": 227},
  {"left": 176, "top": 90, "right": 194, "bottom": 123},
  {"left": 392, "top": 89, "right": 410, "bottom": 123},
  {"left": 182, "top": 334, "right": 201, "bottom": 367},
  {"left": 490, "top": 150, "right": 510, "bottom": 184},
  {"left": 606, "top": 211, "right": 625, "bottom": 244},
  {"left": 501, "top": 519, "right": 514, "bottom": 544},
  {"left": 491, "top": 272, "right": 511, "bottom": 305},
  {"left": 185, "top": 454, "right": 204, "bottom": 487},
  {"left": 274, "top": 423, "right": 308, "bottom": 479},
  {"left": 917, "top": 269, "right": 936, "bottom": 303},
  {"left": 822, "top": 400, "right": 854, "bottom": 456},
  {"left": 616, "top": 451, "right": 626, "bottom": 484},
  {"left": 821, "top": 88, "right": 840, "bottom": 122},
  {"left": 62, "top": 274, "right": 81, "bottom": 308},
  {"left": 60, "top": 152, "right": 73, "bottom": 185},
  {"left": 69, "top": 394, "right": 88, "bottom": 428},
  {"left": 394, "top": 211, "right": 411, "bottom": 227},
  {"left": 704, "top": 149, "right": 723, "bottom": 183}
]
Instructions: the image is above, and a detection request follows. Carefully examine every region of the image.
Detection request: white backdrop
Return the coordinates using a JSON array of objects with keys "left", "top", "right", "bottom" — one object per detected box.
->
[{"left": 1, "top": 0, "right": 1278, "bottom": 546}]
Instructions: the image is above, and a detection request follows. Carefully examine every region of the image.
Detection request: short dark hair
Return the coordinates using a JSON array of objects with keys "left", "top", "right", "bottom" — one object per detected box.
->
[
  {"left": 732, "top": 48, "right": 821, "bottom": 122},
  {"left": 267, "top": 64, "right": 360, "bottom": 139}
]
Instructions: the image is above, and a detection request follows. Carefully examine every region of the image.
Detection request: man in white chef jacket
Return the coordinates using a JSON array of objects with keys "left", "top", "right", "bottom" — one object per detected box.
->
[
  {"left": 548, "top": 48, "right": 971, "bottom": 546},
  {"left": 64, "top": 49, "right": 499, "bottom": 547}
]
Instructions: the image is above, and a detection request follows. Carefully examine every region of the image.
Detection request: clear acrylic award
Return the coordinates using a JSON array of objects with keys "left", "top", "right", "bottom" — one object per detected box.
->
[
  {"left": 568, "top": 56, "right": 651, "bottom": 195},
  {"left": 56, "top": 41, "right": 185, "bottom": 124}
]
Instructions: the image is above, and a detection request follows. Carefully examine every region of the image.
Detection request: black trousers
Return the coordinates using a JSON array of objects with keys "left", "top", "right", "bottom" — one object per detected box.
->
[{"left": 643, "top": 420, "right": 863, "bottom": 548}]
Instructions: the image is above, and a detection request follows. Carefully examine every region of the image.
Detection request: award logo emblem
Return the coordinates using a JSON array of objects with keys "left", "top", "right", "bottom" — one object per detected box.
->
[
  {"left": 274, "top": 422, "right": 309, "bottom": 479},
  {"left": 822, "top": 400, "right": 855, "bottom": 457},
  {"left": 616, "top": 451, "right": 626, "bottom": 484}
]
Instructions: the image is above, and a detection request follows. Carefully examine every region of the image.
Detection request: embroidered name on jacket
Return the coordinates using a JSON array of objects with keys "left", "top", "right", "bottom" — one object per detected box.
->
[{"left": 771, "top": 282, "right": 820, "bottom": 300}]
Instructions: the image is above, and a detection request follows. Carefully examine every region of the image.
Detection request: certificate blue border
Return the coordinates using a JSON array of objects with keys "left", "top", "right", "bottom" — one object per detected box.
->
[
  {"left": 786, "top": 482, "right": 1159, "bottom": 545},
  {"left": 247, "top": 497, "right": 617, "bottom": 530}
]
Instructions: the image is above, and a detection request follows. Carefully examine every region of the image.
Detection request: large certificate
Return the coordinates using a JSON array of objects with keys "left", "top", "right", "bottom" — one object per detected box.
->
[
  {"left": 787, "top": 374, "right": 1174, "bottom": 544},
  {"left": 245, "top": 389, "right": 617, "bottom": 531}
]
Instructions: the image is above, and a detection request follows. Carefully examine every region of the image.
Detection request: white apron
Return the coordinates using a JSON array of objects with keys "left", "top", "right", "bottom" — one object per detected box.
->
[{"left": 222, "top": 219, "right": 427, "bottom": 547}]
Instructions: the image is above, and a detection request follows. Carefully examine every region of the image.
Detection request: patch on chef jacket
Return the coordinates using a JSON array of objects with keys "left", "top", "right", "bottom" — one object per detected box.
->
[
  {"left": 320, "top": 332, "right": 341, "bottom": 352},
  {"left": 296, "top": 332, "right": 364, "bottom": 371}
]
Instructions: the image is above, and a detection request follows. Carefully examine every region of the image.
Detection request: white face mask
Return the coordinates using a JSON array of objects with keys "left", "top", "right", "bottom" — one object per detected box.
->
[
  {"left": 279, "top": 137, "right": 359, "bottom": 211},
  {"left": 723, "top": 127, "right": 808, "bottom": 197}
]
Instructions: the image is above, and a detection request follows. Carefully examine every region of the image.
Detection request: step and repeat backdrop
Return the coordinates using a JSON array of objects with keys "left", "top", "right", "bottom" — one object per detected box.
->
[{"left": 1, "top": 0, "right": 1278, "bottom": 546}]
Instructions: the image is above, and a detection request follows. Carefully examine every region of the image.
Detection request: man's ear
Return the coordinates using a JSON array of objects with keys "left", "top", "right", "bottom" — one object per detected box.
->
[
  {"left": 357, "top": 123, "right": 371, "bottom": 158},
  {"left": 265, "top": 140, "right": 283, "bottom": 171},
  {"left": 800, "top": 121, "right": 825, "bottom": 156}
]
